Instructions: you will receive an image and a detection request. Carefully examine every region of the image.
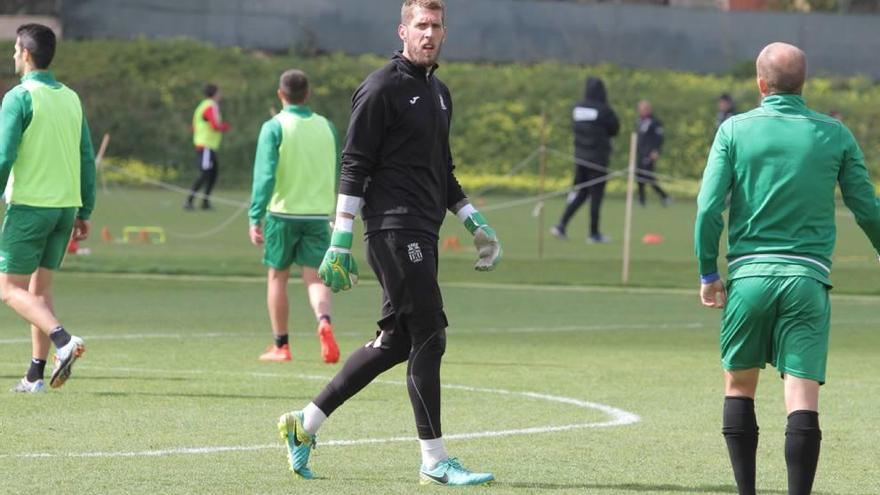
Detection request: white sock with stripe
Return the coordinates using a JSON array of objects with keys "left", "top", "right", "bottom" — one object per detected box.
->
[{"left": 419, "top": 437, "right": 449, "bottom": 469}]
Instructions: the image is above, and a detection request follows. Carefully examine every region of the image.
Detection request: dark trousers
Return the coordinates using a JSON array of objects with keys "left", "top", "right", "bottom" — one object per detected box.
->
[
  {"left": 313, "top": 230, "right": 447, "bottom": 439},
  {"left": 558, "top": 163, "right": 606, "bottom": 236},
  {"left": 637, "top": 159, "right": 667, "bottom": 205},
  {"left": 186, "top": 148, "right": 219, "bottom": 206}
]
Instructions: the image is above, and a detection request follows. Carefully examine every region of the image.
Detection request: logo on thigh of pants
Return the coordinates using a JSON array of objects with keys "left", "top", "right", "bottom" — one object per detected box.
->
[{"left": 407, "top": 242, "right": 423, "bottom": 263}]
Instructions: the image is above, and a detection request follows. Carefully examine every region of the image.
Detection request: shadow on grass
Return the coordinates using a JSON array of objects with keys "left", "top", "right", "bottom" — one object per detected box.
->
[
  {"left": 444, "top": 359, "right": 594, "bottom": 370},
  {"left": 0, "top": 374, "right": 189, "bottom": 382},
  {"left": 87, "top": 391, "right": 308, "bottom": 401},
  {"left": 78, "top": 375, "right": 189, "bottom": 382},
  {"left": 502, "top": 482, "right": 843, "bottom": 494}
]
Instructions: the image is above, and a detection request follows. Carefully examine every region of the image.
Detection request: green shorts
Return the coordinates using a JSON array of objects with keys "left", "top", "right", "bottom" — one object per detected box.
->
[
  {"left": 721, "top": 276, "right": 830, "bottom": 383},
  {"left": 0, "top": 205, "right": 77, "bottom": 274},
  {"left": 263, "top": 215, "right": 330, "bottom": 270}
]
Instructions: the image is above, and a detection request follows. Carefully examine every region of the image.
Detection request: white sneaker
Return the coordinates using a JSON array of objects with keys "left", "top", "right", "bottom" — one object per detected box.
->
[
  {"left": 550, "top": 226, "right": 568, "bottom": 240},
  {"left": 10, "top": 377, "right": 45, "bottom": 393},
  {"left": 50, "top": 336, "right": 85, "bottom": 389},
  {"left": 587, "top": 233, "right": 612, "bottom": 244}
]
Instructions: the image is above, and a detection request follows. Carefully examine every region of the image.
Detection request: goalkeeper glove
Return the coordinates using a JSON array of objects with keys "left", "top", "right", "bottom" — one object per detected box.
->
[
  {"left": 460, "top": 206, "right": 502, "bottom": 271},
  {"left": 318, "top": 229, "right": 359, "bottom": 293}
]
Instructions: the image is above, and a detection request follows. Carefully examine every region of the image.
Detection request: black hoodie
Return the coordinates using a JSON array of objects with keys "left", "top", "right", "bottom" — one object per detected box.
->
[
  {"left": 339, "top": 52, "right": 467, "bottom": 238},
  {"left": 572, "top": 77, "right": 620, "bottom": 167}
]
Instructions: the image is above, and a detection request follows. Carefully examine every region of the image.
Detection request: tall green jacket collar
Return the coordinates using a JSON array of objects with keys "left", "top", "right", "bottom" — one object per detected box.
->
[
  {"left": 283, "top": 104, "right": 313, "bottom": 118},
  {"left": 21, "top": 70, "right": 61, "bottom": 88},
  {"left": 760, "top": 93, "right": 806, "bottom": 113}
]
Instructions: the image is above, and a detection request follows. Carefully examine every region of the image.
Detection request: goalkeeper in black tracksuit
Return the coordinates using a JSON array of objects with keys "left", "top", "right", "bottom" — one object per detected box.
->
[{"left": 275, "top": 2, "right": 502, "bottom": 486}]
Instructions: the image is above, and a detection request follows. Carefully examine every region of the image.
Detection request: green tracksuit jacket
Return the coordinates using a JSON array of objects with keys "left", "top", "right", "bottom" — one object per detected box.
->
[{"left": 695, "top": 93, "right": 880, "bottom": 285}]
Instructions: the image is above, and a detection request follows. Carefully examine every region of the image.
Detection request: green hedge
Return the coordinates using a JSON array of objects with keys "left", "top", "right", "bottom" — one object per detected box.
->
[{"left": 2, "top": 39, "right": 880, "bottom": 187}]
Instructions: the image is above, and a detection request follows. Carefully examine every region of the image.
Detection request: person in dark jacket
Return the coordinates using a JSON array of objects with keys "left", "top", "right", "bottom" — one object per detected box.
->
[
  {"left": 716, "top": 93, "right": 736, "bottom": 129},
  {"left": 636, "top": 100, "right": 670, "bottom": 207},
  {"left": 551, "top": 77, "right": 619, "bottom": 243}
]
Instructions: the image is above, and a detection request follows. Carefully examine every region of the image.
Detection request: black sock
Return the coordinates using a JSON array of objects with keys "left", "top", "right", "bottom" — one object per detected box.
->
[
  {"left": 26, "top": 358, "right": 47, "bottom": 382},
  {"left": 274, "top": 334, "right": 289, "bottom": 348},
  {"left": 319, "top": 314, "right": 331, "bottom": 324},
  {"left": 49, "top": 326, "right": 71, "bottom": 348},
  {"left": 722, "top": 396, "right": 759, "bottom": 495},
  {"left": 785, "top": 410, "right": 821, "bottom": 495}
]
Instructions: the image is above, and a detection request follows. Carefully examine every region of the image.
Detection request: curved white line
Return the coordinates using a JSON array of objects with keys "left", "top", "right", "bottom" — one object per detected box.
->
[{"left": 1, "top": 368, "right": 640, "bottom": 460}]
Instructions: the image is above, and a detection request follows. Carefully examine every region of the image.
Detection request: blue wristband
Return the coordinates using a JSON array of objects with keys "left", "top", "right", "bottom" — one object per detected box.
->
[{"left": 700, "top": 272, "right": 720, "bottom": 284}]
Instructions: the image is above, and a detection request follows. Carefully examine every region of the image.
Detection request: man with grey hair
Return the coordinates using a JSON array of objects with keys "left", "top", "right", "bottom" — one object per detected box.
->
[{"left": 696, "top": 42, "right": 880, "bottom": 495}]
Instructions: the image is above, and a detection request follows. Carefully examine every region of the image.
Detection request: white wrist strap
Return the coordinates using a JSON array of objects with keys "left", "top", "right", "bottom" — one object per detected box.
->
[
  {"left": 455, "top": 203, "right": 477, "bottom": 223},
  {"left": 337, "top": 194, "right": 363, "bottom": 217},
  {"left": 334, "top": 216, "right": 354, "bottom": 233}
]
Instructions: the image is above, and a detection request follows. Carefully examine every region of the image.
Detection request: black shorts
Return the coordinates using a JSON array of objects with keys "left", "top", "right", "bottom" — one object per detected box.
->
[
  {"left": 195, "top": 148, "right": 218, "bottom": 171},
  {"left": 365, "top": 229, "right": 448, "bottom": 336}
]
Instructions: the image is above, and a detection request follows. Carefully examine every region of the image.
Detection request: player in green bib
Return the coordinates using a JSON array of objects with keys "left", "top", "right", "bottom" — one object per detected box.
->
[
  {"left": 184, "top": 84, "right": 230, "bottom": 210},
  {"left": 248, "top": 69, "right": 341, "bottom": 365},
  {"left": 695, "top": 43, "right": 880, "bottom": 495},
  {"left": 0, "top": 24, "right": 97, "bottom": 393}
]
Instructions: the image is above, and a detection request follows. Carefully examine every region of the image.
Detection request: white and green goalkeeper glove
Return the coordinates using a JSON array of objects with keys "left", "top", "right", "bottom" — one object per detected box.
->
[
  {"left": 319, "top": 229, "right": 359, "bottom": 293},
  {"left": 459, "top": 205, "right": 502, "bottom": 271}
]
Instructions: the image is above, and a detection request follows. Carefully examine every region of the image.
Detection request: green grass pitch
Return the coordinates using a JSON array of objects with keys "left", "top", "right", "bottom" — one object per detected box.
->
[{"left": 1, "top": 188, "right": 878, "bottom": 494}]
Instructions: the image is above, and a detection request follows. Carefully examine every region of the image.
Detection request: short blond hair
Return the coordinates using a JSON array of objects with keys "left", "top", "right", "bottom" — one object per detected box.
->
[{"left": 401, "top": 0, "right": 445, "bottom": 25}]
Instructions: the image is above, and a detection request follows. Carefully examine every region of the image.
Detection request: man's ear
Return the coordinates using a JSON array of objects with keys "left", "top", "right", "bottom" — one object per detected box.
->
[
  {"left": 756, "top": 76, "right": 768, "bottom": 96},
  {"left": 398, "top": 24, "right": 406, "bottom": 43}
]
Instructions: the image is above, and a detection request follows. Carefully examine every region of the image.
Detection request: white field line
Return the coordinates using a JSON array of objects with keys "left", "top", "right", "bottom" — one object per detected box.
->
[
  {"left": 62, "top": 271, "right": 880, "bottom": 302},
  {"left": 0, "top": 322, "right": 708, "bottom": 346},
  {"left": 1, "top": 367, "right": 640, "bottom": 460}
]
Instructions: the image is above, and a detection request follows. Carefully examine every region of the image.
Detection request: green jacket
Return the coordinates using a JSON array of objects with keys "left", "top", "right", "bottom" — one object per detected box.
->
[
  {"left": 248, "top": 105, "right": 340, "bottom": 225},
  {"left": 0, "top": 71, "right": 96, "bottom": 220},
  {"left": 695, "top": 94, "right": 880, "bottom": 285}
]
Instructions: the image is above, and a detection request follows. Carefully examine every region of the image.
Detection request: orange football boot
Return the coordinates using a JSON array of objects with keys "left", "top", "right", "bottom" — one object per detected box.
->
[
  {"left": 259, "top": 343, "right": 291, "bottom": 362},
  {"left": 318, "top": 320, "right": 340, "bottom": 364}
]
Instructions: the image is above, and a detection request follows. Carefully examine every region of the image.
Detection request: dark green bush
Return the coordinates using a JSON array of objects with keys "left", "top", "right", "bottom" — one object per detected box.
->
[{"left": 2, "top": 39, "right": 879, "bottom": 187}]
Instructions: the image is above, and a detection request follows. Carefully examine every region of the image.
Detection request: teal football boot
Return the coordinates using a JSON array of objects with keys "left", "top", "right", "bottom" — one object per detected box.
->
[
  {"left": 277, "top": 411, "right": 316, "bottom": 479},
  {"left": 420, "top": 457, "right": 495, "bottom": 486}
]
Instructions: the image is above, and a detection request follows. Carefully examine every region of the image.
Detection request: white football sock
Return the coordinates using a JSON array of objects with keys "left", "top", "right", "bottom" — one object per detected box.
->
[
  {"left": 302, "top": 402, "right": 327, "bottom": 436},
  {"left": 419, "top": 437, "right": 449, "bottom": 469}
]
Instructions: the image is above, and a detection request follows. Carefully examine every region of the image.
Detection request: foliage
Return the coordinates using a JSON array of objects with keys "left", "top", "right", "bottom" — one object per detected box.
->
[
  {"left": 99, "top": 156, "right": 179, "bottom": 186},
  {"left": 3, "top": 39, "right": 880, "bottom": 186}
]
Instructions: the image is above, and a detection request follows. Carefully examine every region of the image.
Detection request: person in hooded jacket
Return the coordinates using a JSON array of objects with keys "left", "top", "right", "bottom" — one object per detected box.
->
[{"left": 551, "top": 77, "right": 620, "bottom": 243}]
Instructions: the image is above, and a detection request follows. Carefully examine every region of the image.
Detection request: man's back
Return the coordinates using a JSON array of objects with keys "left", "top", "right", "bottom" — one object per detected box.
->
[
  {"left": 1, "top": 72, "right": 85, "bottom": 209},
  {"left": 572, "top": 77, "right": 619, "bottom": 164},
  {"left": 696, "top": 93, "right": 880, "bottom": 279},
  {"left": 272, "top": 109, "right": 336, "bottom": 216}
]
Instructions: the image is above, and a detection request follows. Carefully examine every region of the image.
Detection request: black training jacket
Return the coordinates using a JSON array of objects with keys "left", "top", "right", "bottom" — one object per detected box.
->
[
  {"left": 339, "top": 52, "right": 467, "bottom": 238},
  {"left": 636, "top": 115, "right": 664, "bottom": 164},
  {"left": 572, "top": 77, "right": 620, "bottom": 168}
]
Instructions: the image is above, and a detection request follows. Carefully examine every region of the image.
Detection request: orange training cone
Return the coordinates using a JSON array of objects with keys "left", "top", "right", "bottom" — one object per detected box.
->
[
  {"left": 442, "top": 236, "right": 462, "bottom": 252},
  {"left": 642, "top": 233, "right": 665, "bottom": 245}
]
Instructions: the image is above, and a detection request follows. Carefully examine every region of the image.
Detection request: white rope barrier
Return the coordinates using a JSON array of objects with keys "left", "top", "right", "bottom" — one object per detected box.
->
[
  {"left": 471, "top": 148, "right": 541, "bottom": 197},
  {"left": 99, "top": 163, "right": 251, "bottom": 239},
  {"left": 100, "top": 163, "right": 248, "bottom": 208},
  {"left": 481, "top": 169, "right": 628, "bottom": 212},
  {"left": 544, "top": 147, "right": 692, "bottom": 184}
]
